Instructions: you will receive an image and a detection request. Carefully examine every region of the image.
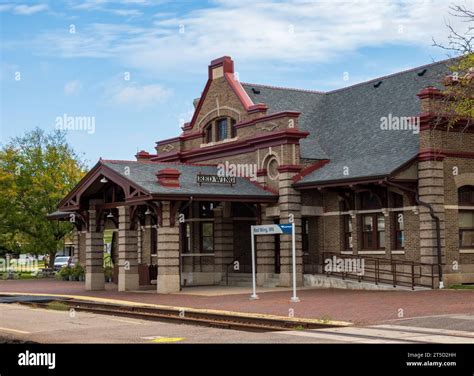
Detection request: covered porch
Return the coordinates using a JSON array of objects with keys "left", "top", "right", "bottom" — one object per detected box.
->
[{"left": 55, "top": 159, "right": 277, "bottom": 293}]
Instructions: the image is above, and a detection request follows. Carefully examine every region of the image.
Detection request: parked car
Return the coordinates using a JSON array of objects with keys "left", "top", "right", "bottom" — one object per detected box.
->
[{"left": 54, "top": 256, "right": 74, "bottom": 271}]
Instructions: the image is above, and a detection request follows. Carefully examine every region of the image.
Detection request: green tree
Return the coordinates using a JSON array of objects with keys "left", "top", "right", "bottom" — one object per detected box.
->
[
  {"left": 433, "top": 4, "right": 473, "bottom": 129},
  {"left": 0, "top": 128, "right": 87, "bottom": 267}
]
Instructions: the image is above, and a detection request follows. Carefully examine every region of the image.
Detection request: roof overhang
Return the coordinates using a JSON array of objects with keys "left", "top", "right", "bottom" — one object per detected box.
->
[
  {"left": 294, "top": 175, "right": 390, "bottom": 190},
  {"left": 149, "top": 193, "right": 278, "bottom": 203},
  {"left": 58, "top": 160, "right": 278, "bottom": 212},
  {"left": 58, "top": 161, "right": 151, "bottom": 211}
]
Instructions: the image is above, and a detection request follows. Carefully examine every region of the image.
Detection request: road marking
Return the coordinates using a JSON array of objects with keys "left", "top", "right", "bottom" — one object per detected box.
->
[
  {"left": 105, "top": 317, "right": 147, "bottom": 325},
  {"left": 141, "top": 336, "right": 185, "bottom": 343},
  {"left": 448, "top": 314, "right": 474, "bottom": 321},
  {"left": 279, "top": 329, "right": 408, "bottom": 343},
  {"left": 278, "top": 325, "right": 474, "bottom": 344},
  {"left": 0, "top": 326, "right": 30, "bottom": 334},
  {"left": 151, "top": 337, "right": 185, "bottom": 343},
  {"left": 375, "top": 324, "right": 474, "bottom": 338}
]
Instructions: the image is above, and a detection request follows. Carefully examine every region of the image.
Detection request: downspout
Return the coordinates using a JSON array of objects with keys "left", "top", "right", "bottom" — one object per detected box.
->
[{"left": 384, "top": 180, "right": 443, "bottom": 285}]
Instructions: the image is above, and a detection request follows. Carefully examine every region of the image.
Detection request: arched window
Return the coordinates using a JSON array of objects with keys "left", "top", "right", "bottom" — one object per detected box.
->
[
  {"left": 216, "top": 118, "right": 228, "bottom": 141},
  {"left": 202, "top": 117, "right": 236, "bottom": 144},
  {"left": 204, "top": 123, "right": 213, "bottom": 144},
  {"left": 230, "top": 118, "right": 237, "bottom": 138},
  {"left": 459, "top": 185, "right": 474, "bottom": 249},
  {"left": 266, "top": 157, "right": 279, "bottom": 180},
  {"left": 459, "top": 185, "right": 474, "bottom": 206}
]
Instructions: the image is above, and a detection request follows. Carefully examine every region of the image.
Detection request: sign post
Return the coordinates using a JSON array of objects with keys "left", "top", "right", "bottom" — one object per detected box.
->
[
  {"left": 290, "top": 220, "right": 300, "bottom": 303},
  {"left": 250, "top": 225, "right": 258, "bottom": 300},
  {"left": 250, "top": 223, "right": 299, "bottom": 302}
]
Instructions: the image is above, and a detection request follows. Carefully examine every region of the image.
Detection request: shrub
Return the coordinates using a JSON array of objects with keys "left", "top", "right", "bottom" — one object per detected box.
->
[
  {"left": 56, "top": 266, "right": 71, "bottom": 281},
  {"left": 70, "top": 263, "right": 85, "bottom": 281},
  {"left": 104, "top": 266, "right": 114, "bottom": 282}
]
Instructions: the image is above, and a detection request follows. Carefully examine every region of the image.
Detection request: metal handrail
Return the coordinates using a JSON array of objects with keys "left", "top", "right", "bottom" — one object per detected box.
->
[{"left": 316, "top": 252, "right": 438, "bottom": 290}]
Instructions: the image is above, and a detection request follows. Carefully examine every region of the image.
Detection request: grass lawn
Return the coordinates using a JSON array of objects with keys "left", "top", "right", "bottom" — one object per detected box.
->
[{"left": 448, "top": 284, "right": 474, "bottom": 290}]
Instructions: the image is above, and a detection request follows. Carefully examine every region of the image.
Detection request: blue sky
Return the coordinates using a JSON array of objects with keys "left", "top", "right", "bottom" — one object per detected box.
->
[{"left": 0, "top": 0, "right": 470, "bottom": 167}]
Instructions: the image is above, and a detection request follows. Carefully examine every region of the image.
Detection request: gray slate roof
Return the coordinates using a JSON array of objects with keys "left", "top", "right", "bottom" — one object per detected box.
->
[
  {"left": 102, "top": 160, "right": 275, "bottom": 198},
  {"left": 243, "top": 60, "right": 450, "bottom": 185}
]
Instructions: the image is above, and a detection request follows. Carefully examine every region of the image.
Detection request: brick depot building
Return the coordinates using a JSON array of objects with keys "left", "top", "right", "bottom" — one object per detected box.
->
[{"left": 53, "top": 56, "right": 474, "bottom": 293}]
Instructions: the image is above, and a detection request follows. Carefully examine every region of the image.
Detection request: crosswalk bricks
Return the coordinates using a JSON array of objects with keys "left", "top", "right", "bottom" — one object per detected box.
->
[{"left": 278, "top": 324, "right": 474, "bottom": 343}]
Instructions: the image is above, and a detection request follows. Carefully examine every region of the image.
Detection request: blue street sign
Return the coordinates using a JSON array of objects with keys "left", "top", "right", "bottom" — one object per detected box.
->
[
  {"left": 278, "top": 223, "right": 293, "bottom": 234},
  {"left": 251, "top": 223, "right": 293, "bottom": 235}
]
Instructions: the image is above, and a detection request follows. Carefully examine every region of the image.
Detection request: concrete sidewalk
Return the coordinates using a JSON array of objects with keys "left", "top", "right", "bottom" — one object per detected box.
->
[{"left": 1, "top": 279, "right": 473, "bottom": 325}]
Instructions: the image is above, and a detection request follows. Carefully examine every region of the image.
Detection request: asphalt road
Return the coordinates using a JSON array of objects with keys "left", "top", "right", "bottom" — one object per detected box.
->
[{"left": 1, "top": 304, "right": 474, "bottom": 344}]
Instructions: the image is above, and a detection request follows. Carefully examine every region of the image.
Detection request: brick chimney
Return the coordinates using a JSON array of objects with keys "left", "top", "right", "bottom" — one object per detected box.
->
[
  {"left": 135, "top": 150, "right": 152, "bottom": 161},
  {"left": 156, "top": 168, "right": 181, "bottom": 187},
  {"left": 416, "top": 86, "right": 444, "bottom": 114},
  {"left": 208, "top": 56, "right": 234, "bottom": 80}
]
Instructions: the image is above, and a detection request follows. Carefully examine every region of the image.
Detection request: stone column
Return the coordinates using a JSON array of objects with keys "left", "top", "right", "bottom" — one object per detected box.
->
[
  {"left": 78, "top": 231, "right": 86, "bottom": 265},
  {"left": 137, "top": 225, "right": 142, "bottom": 264},
  {"left": 157, "top": 201, "right": 180, "bottom": 293},
  {"left": 141, "top": 215, "right": 152, "bottom": 265},
  {"left": 85, "top": 202, "right": 104, "bottom": 290},
  {"left": 418, "top": 159, "right": 445, "bottom": 287},
  {"left": 214, "top": 203, "right": 234, "bottom": 283},
  {"left": 256, "top": 205, "right": 276, "bottom": 286},
  {"left": 278, "top": 167, "right": 303, "bottom": 287},
  {"left": 72, "top": 229, "right": 80, "bottom": 264},
  {"left": 118, "top": 206, "right": 139, "bottom": 291}
]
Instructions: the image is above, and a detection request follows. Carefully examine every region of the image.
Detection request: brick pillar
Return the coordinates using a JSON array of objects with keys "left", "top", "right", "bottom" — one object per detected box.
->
[
  {"left": 418, "top": 160, "right": 445, "bottom": 287},
  {"left": 85, "top": 204, "right": 104, "bottom": 290},
  {"left": 157, "top": 201, "right": 180, "bottom": 293},
  {"left": 118, "top": 206, "right": 139, "bottom": 291},
  {"left": 72, "top": 229, "right": 80, "bottom": 264},
  {"left": 137, "top": 225, "right": 142, "bottom": 264},
  {"left": 256, "top": 205, "right": 276, "bottom": 286},
  {"left": 79, "top": 231, "right": 86, "bottom": 265},
  {"left": 141, "top": 216, "right": 152, "bottom": 265},
  {"left": 214, "top": 203, "right": 234, "bottom": 283},
  {"left": 278, "top": 168, "right": 303, "bottom": 287}
]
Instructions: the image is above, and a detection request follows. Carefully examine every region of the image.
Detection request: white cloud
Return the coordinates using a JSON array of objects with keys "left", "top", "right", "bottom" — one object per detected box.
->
[
  {"left": 64, "top": 80, "right": 82, "bottom": 95},
  {"left": 70, "top": 0, "right": 164, "bottom": 11},
  {"left": 12, "top": 4, "right": 49, "bottom": 15},
  {"left": 105, "top": 81, "right": 171, "bottom": 108},
  {"left": 30, "top": 0, "right": 471, "bottom": 73},
  {"left": 108, "top": 9, "right": 142, "bottom": 17}
]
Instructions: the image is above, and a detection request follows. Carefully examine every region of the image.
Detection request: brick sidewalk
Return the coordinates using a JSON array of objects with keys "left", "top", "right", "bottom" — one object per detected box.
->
[{"left": 1, "top": 279, "right": 473, "bottom": 325}]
